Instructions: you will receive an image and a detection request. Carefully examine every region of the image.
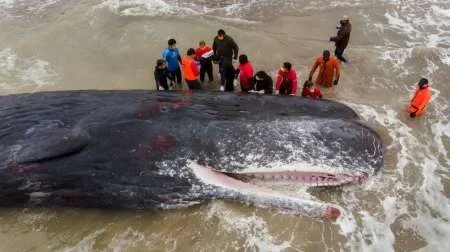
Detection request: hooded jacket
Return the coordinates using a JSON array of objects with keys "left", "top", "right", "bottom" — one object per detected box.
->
[
  {"left": 212, "top": 35, "right": 239, "bottom": 61},
  {"left": 330, "top": 22, "right": 352, "bottom": 49}
]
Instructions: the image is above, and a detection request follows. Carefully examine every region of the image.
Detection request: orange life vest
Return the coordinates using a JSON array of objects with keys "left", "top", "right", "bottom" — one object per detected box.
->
[
  {"left": 182, "top": 56, "right": 196, "bottom": 81},
  {"left": 407, "top": 86, "right": 431, "bottom": 116}
]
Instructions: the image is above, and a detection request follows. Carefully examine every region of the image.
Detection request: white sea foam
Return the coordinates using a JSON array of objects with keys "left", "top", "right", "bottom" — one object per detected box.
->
[
  {"left": 63, "top": 229, "right": 106, "bottom": 252},
  {"left": 206, "top": 202, "right": 291, "bottom": 252},
  {"left": 107, "top": 227, "right": 146, "bottom": 252},
  {"left": 0, "top": 0, "right": 61, "bottom": 17},
  {"left": 0, "top": 48, "right": 58, "bottom": 91}
]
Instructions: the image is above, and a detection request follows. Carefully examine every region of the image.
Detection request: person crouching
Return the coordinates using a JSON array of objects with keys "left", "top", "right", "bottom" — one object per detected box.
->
[
  {"left": 275, "top": 62, "right": 298, "bottom": 96},
  {"left": 252, "top": 71, "right": 273, "bottom": 94},
  {"left": 235, "top": 54, "right": 254, "bottom": 93},
  {"left": 154, "top": 59, "right": 172, "bottom": 91},
  {"left": 182, "top": 48, "right": 202, "bottom": 90},
  {"left": 301, "top": 80, "right": 322, "bottom": 99}
]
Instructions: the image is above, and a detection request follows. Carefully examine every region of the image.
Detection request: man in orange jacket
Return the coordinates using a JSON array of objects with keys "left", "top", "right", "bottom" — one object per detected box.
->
[
  {"left": 407, "top": 78, "right": 432, "bottom": 118},
  {"left": 182, "top": 48, "right": 201, "bottom": 90},
  {"left": 308, "top": 50, "right": 340, "bottom": 88}
]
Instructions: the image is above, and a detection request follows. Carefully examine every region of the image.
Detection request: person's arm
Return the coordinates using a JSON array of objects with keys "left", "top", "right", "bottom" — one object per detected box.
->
[
  {"left": 334, "top": 59, "right": 341, "bottom": 85},
  {"left": 177, "top": 51, "right": 182, "bottom": 64},
  {"left": 235, "top": 68, "right": 240, "bottom": 79},
  {"left": 330, "top": 25, "right": 349, "bottom": 42},
  {"left": 191, "top": 61, "right": 199, "bottom": 77},
  {"left": 291, "top": 70, "right": 298, "bottom": 95},
  {"left": 267, "top": 78, "right": 274, "bottom": 94},
  {"left": 230, "top": 37, "right": 239, "bottom": 60},
  {"left": 195, "top": 48, "right": 202, "bottom": 61},
  {"left": 161, "top": 49, "right": 167, "bottom": 61},
  {"left": 275, "top": 72, "right": 282, "bottom": 94},
  {"left": 301, "top": 88, "right": 307, "bottom": 97},
  {"left": 212, "top": 38, "right": 217, "bottom": 56},
  {"left": 154, "top": 69, "right": 160, "bottom": 90},
  {"left": 309, "top": 58, "right": 319, "bottom": 80}
]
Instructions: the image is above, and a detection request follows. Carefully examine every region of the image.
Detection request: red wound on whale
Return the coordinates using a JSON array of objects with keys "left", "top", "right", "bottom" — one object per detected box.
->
[
  {"left": 324, "top": 206, "right": 341, "bottom": 221},
  {"left": 137, "top": 104, "right": 161, "bottom": 119},
  {"left": 7, "top": 160, "right": 43, "bottom": 174},
  {"left": 151, "top": 135, "right": 176, "bottom": 152}
]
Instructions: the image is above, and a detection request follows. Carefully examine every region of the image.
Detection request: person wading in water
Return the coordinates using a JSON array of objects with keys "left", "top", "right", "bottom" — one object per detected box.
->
[{"left": 330, "top": 15, "right": 352, "bottom": 63}]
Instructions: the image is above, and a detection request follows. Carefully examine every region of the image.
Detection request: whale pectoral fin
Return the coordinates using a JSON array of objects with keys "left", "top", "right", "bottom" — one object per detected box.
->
[{"left": 14, "top": 129, "right": 90, "bottom": 164}]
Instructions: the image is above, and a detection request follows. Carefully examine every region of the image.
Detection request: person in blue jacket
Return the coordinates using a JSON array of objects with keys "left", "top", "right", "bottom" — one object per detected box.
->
[{"left": 162, "top": 39, "right": 182, "bottom": 89}]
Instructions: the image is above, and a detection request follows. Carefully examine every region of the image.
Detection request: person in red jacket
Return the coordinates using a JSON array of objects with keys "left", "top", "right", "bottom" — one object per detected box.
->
[
  {"left": 235, "top": 54, "right": 254, "bottom": 92},
  {"left": 407, "top": 78, "right": 432, "bottom": 118},
  {"left": 195, "top": 41, "right": 214, "bottom": 83},
  {"left": 275, "top": 62, "right": 298, "bottom": 95},
  {"left": 301, "top": 80, "right": 322, "bottom": 99},
  {"left": 181, "top": 48, "right": 201, "bottom": 90}
]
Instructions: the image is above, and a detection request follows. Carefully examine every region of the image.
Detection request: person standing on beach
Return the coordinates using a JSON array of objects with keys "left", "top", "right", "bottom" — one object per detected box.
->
[
  {"left": 162, "top": 39, "right": 182, "bottom": 89},
  {"left": 212, "top": 29, "right": 239, "bottom": 91},
  {"left": 330, "top": 15, "right": 352, "bottom": 63},
  {"left": 195, "top": 41, "right": 214, "bottom": 83}
]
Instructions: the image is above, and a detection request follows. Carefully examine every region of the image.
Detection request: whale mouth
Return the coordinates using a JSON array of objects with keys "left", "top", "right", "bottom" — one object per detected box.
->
[
  {"left": 189, "top": 162, "right": 346, "bottom": 221},
  {"left": 223, "top": 170, "right": 369, "bottom": 187}
]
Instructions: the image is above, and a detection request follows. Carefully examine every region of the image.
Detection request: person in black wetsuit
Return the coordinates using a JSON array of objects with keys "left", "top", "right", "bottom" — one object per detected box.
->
[{"left": 154, "top": 59, "right": 173, "bottom": 91}]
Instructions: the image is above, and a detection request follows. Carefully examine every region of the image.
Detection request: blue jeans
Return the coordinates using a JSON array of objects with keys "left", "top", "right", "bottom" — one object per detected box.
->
[{"left": 335, "top": 48, "right": 347, "bottom": 63}]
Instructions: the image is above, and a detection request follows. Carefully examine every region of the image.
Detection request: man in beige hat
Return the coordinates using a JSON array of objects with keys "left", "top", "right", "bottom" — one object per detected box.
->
[{"left": 330, "top": 15, "right": 352, "bottom": 63}]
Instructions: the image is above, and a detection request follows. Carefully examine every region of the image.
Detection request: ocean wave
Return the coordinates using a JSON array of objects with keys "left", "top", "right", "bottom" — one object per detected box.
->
[
  {"left": 0, "top": 0, "right": 62, "bottom": 17},
  {"left": 0, "top": 48, "right": 58, "bottom": 92}
]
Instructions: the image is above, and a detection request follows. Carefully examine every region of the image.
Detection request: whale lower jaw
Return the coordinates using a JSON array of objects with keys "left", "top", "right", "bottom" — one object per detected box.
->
[
  {"left": 223, "top": 170, "right": 369, "bottom": 187},
  {"left": 188, "top": 161, "right": 343, "bottom": 221}
]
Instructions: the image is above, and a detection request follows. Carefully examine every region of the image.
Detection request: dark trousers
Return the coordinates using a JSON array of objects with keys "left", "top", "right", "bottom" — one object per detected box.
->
[
  {"left": 241, "top": 86, "right": 252, "bottom": 93},
  {"left": 168, "top": 68, "right": 182, "bottom": 85},
  {"left": 279, "top": 84, "right": 293, "bottom": 95},
  {"left": 335, "top": 48, "right": 347, "bottom": 63},
  {"left": 200, "top": 61, "right": 213, "bottom": 82},
  {"left": 185, "top": 79, "right": 202, "bottom": 90},
  {"left": 157, "top": 80, "right": 169, "bottom": 91},
  {"left": 224, "top": 77, "right": 234, "bottom": 91}
]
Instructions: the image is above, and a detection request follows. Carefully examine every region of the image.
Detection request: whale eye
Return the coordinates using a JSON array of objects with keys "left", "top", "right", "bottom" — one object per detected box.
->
[{"left": 160, "top": 105, "right": 169, "bottom": 113}]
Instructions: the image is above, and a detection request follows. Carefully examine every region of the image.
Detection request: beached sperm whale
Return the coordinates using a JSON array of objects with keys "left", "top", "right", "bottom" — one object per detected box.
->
[{"left": 0, "top": 90, "right": 383, "bottom": 220}]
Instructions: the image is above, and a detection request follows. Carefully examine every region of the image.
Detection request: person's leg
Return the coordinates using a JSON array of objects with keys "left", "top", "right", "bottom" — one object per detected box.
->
[
  {"left": 186, "top": 80, "right": 202, "bottom": 90},
  {"left": 220, "top": 71, "right": 226, "bottom": 91},
  {"left": 200, "top": 64, "right": 206, "bottom": 82},
  {"left": 279, "top": 85, "right": 286, "bottom": 95},
  {"left": 195, "top": 80, "right": 202, "bottom": 89},
  {"left": 225, "top": 78, "right": 234, "bottom": 91},
  {"left": 168, "top": 71, "right": 175, "bottom": 88},
  {"left": 175, "top": 68, "right": 182, "bottom": 85},
  {"left": 160, "top": 80, "right": 169, "bottom": 91},
  {"left": 240, "top": 86, "right": 250, "bottom": 93},
  {"left": 334, "top": 48, "right": 347, "bottom": 63},
  {"left": 205, "top": 61, "right": 213, "bottom": 81},
  {"left": 287, "top": 86, "right": 293, "bottom": 95}
]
